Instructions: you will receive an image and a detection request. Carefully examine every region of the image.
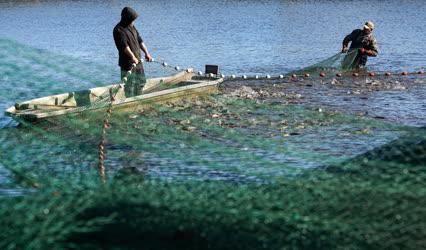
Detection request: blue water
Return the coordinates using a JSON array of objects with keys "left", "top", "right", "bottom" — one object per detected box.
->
[{"left": 0, "top": 0, "right": 425, "bottom": 77}]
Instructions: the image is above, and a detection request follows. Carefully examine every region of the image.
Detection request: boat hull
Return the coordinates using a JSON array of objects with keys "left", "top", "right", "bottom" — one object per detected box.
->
[{"left": 5, "top": 71, "right": 223, "bottom": 122}]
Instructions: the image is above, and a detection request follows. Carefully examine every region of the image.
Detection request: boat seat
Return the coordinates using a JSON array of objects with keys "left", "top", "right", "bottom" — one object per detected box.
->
[{"left": 15, "top": 92, "right": 78, "bottom": 111}]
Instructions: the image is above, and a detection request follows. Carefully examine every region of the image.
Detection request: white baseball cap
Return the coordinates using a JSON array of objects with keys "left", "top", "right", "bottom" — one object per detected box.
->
[{"left": 363, "top": 21, "right": 375, "bottom": 30}]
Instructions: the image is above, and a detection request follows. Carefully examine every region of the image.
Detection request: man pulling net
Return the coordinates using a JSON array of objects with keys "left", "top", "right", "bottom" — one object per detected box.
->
[
  {"left": 113, "top": 7, "right": 153, "bottom": 97},
  {"left": 288, "top": 21, "right": 378, "bottom": 75},
  {"left": 341, "top": 21, "right": 379, "bottom": 70}
]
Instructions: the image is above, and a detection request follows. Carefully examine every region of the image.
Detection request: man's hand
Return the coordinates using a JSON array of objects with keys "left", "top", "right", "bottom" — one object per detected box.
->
[
  {"left": 145, "top": 53, "right": 153, "bottom": 62},
  {"left": 359, "top": 48, "right": 377, "bottom": 57},
  {"left": 132, "top": 57, "right": 139, "bottom": 65},
  {"left": 124, "top": 46, "right": 139, "bottom": 64},
  {"left": 341, "top": 46, "right": 348, "bottom": 53},
  {"left": 140, "top": 42, "right": 153, "bottom": 62}
]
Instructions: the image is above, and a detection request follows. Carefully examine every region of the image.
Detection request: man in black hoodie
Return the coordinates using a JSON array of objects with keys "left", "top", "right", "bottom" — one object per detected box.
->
[{"left": 113, "top": 7, "right": 152, "bottom": 97}]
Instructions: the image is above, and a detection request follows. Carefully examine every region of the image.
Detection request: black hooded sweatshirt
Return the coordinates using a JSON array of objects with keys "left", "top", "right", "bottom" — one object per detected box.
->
[{"left": 113, "top": 7, "right": 144, "bottom": 71}]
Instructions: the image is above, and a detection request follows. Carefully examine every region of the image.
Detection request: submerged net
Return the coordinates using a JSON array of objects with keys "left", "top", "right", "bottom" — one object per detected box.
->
[{"left": 0, "top": 39, "right": 426, "bottom": 249}]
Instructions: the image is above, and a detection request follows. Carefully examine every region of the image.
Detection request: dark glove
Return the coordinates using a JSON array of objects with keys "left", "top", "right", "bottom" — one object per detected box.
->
[
  {"left": 364, "top": 49, "right": 377, "bottom": 57},
  {"left": 359, "top": 48, "right": 377, "bottom": 57}
]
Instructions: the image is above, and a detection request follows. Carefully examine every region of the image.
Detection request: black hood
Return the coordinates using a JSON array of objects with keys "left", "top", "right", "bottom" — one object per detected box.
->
[{"left": 120, "top": 7, "right": 138, "bottom": 26}]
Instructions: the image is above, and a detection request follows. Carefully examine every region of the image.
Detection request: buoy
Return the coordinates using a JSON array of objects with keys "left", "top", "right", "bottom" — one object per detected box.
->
[
  {"left": 352, "top": 72, "right": 359, "bottom": 77},
  {"left": 186, "top": 68, "right": 192, "bottom": 73},
  {"left": 221, "top": 74, "right": 225, "bottom": 78},
  {"left": 304, "top": 73, "right": 310, "bottom": 78},
  {"left": 162, "top": 62, "right": 168, "bottom": 67},
  {"left": 175, "top": 66, "right": 180, "bottom": 71},
  {"left": 266, "top": 74, "right": 271, "bottom": 79},
  {"left": 418, "top": 70, "right": 425, "bottom": 74},
  {"left": 336, "top": 73, "right": 342, "bottom": 77},
  {"left": 319, "top": 72, "right": 326, "bottom": 77},
  {"left": 368, "top": 72, "right": 375, "bottom": 77},
  {"left": 255, "top": 75, "right": 259, "bottom": 79},
  {"left": 242, "top": 75, "right": 247, "bottom": 79},
  {"left": 209, "top": 73, "right": 214, "bottom": 78},
  {"left": 401, "top": 71, "right": 408, "bottom": 76},
  {"left": 231, "top": 74, "right": 236, "bottom": 79},
  {"left": 385, "top": 72, "right": 391, "bottom": 76},
  {"left": 279, "top": 75, "right": 284, "bottom": 79},
  {"left": 291, "top": 74, "right": 297, "bottom": 78},
  {"left": 198, "top": 71, "right": 203, "bottom": 76}
]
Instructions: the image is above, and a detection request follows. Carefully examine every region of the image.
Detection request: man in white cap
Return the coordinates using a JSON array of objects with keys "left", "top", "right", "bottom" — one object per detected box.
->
[{"left": 341, "top": 21, "right": 378, "bottom": 69}]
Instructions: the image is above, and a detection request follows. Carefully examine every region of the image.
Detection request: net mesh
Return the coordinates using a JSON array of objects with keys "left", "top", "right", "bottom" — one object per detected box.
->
[
  {"left": 0, "top": 39, "right": 425, "bottom": 249},
  {"left": 290, "top": 49, "right": 359, "bottom": 75}
]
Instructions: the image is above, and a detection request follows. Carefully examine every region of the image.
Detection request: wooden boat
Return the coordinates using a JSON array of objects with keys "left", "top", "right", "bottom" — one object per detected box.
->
[{"left": 5, "top": 69, "right": 223, "bottom": 122}]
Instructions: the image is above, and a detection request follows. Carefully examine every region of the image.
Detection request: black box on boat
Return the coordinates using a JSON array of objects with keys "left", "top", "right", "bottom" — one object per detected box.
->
[{"left": 205, "top": 65, "right": 219, "bottom": 75}]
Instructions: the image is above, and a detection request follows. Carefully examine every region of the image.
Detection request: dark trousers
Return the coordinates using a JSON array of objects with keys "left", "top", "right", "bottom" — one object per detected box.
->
[{"left": 121, "top": 63, "right": 146, "bottom": 97}]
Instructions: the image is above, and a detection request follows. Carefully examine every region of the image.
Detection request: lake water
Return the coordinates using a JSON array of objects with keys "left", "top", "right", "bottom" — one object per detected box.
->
[
  {"left": 1, "top": 0, "right": 425, "bottom": 76},
  {"left": 0, "top": 0, "right": 425, "bottom": 193}
]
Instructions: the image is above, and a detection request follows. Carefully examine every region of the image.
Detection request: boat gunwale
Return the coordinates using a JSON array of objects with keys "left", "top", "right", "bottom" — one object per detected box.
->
[{"left": 5, "top": 76, "right": 223, "bottom": 120}]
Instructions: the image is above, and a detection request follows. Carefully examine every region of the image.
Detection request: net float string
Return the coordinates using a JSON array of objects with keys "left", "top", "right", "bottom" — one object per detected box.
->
[{"left": 146, "top": 57, "right": 424, "bottom": 80}]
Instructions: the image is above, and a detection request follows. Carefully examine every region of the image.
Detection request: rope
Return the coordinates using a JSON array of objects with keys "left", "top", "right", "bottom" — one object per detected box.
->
[
  {"left": 146, "top": 57, "right": 425, "bottom": 81},
  {"left": 97, "top": 64, "right": 134, "bottom": 182}
]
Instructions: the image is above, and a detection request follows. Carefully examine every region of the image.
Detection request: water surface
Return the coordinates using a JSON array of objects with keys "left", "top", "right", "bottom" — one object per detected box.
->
[{"left": 0, "top": 0, "right": 425, "bottom": 76}]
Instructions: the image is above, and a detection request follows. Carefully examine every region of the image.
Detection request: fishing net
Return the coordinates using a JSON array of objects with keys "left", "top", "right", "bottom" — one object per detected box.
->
[
  {"left": 0, "top": 39, "right": 425, "bottom": 249},
  {"left": 290, "top": 49, "right": 359, "bottom": 75}
]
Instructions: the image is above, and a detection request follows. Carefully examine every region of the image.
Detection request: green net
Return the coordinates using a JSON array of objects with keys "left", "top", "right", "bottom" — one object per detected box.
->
[
  {"left": 290, "top": 49, "right": 359, "bottom": 75},
  {"left": 0, "top": 39, "right": 425, "bottom": 249}
]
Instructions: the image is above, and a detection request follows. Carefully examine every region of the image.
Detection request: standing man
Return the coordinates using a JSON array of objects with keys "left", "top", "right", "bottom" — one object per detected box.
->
[
  {"left": 341, "top": 21, "right": 378, "bottom": 69},
  {"left": 113, "top": 6, "right": 152, "bottom": 97}
]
